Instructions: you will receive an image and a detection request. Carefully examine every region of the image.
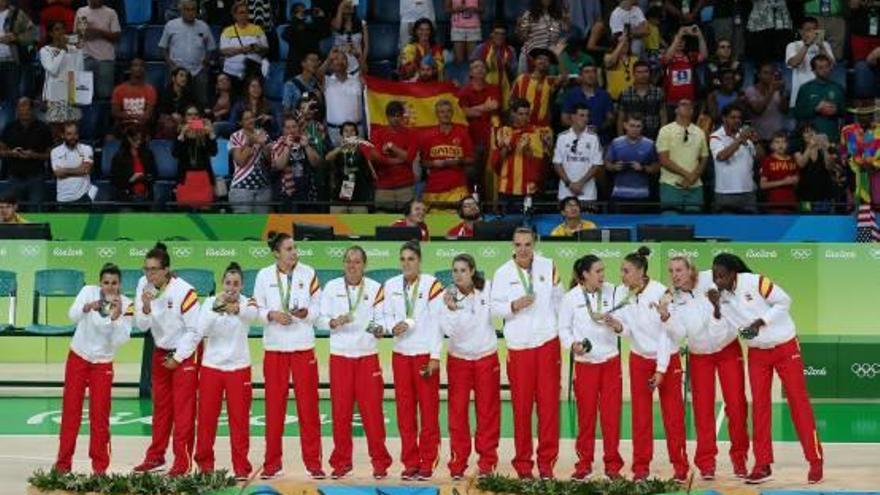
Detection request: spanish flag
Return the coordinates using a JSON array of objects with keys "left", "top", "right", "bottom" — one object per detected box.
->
[{"left": 365, "top": 76, "right": 468, "bottom": 136}]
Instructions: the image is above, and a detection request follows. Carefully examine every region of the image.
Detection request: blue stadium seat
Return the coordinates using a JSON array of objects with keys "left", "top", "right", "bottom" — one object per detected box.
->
[
  {"left": 124, "top": 0, "right": 153, "bottom": 25},
  {"left": 367, "top": 23, "right": 399, "bottom": 62},
  {"left": 145, "top": 61, "right": 168, "bottom": 90},
  {"left": 366, "top": 268, "right": 399, "bottom": 284},
  {"left": 372, "top": 0, "right": 400, "bottom": 23},
  {"left": 149, "top": 140, "right": 178, "bottom": 180},
  {"left": 79, "top": 102, "right": 111, "bottom": 142},
  {"left": 175, "top": 268, "right": 217, "bottom": 296},
  {"left": 0, "top": 270, "right": 17, "bottom": 331},
  {"left": 434, "top": 0, "right": 450, "bottom": 21},
  {"left": 265, "top": 62, "right": 286, "bottom": 100},
  {"left": 101, "top": 139, "right": 121, "bottom": 178},
  {"left": 117, "top": 26, "right": 140, "bottom": 61},
  {"left": 211, "top": 138, "right": 230, "bottom": 178},
  {"left": 277, "top": 25, "right": 289, "bottom": 60},
  {"left": 26, "top": 269, "right": 84, "bottom": 336},
  {"left": 243, "top": 269, "right": 259, "bottom": 297},
  {"left": 143, "top": 25, "right": 165, "bottom": 61}
]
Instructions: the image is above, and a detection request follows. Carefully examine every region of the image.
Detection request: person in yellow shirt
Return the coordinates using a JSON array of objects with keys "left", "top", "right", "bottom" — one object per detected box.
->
[
  {"left": 0, "top": 195, "right": 26, "bottom": 224},
  {"left": 550, "top": 196, "right": 597, "bottom": 237}
]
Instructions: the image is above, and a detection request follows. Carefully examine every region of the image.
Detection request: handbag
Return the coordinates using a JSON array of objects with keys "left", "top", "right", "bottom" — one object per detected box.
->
[
  {"left": 176, "top": 170, "right": 214, "bottom": 208},
  {"left": 233, "top": 24, "right": 264, "bottom": 80}
]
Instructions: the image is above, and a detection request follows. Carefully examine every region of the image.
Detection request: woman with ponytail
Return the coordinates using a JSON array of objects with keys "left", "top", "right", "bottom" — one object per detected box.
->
[
  {"left": 439, "top": 254, "right": 500, "bottom": 480},
  {"left": 557, "top": 254, "right": 624, "bottom": 480},
  {"left": 193, "top": 262, "right": 259, "bottom": 480}
]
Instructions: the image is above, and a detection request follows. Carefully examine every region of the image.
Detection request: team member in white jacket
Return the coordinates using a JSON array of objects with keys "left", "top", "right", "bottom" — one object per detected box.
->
[
  {"left": 558, "top": 254, "right": 624, "bottom": 480},
  {"left": 712, "top": 253, "right": 823, "bottom": 485},
  {"left": 381, "top": 240, "right": 444, "bottom": 480},
  {"left": 193, "top": 262, "right": 259, "bottom": 480},
  {"left": 133, "top": 243, "right": 201, "bottom": 476},
  {"left": 253, "top": 232, "right": 324, "bottom": 479},
  {"left": 54, "top": 263, "right": 132, "bottom": 475},
  {"left": 439, "top": 254, "right": 500, "bottom": 480},
  {"left": 318, "top": 246, "right": 393, "bottom": 480},
  {"left": 490, "top": 227, "right": 563, "bottom": 479},
  {"left": 615, "top": 246, "right": 688, "bottom": 483},
  {"left": 659, "top": 258, "right": 748, "bottom": 481}
]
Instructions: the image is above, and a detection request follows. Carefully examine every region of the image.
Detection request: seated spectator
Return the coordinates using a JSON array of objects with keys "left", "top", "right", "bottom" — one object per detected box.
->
[
  {"left": 786, "top": 16, "right": 834, "bottom": 108},
  {"left": 76, "top": 0, "right": 121, "bottom": 101},
  {"left": 322, "top": 48, "right": 365, "bottom": 146},
  {"left": 661, "top": 26, "right": 708, "bottom": 112},
  {"left": 706, "top": 38, "right": 744, "bottom": 91},
  {"left": 40, "top": 21, "right": 83, "bottom": 131},
  {"left": 50, "top": 122, "right": 94, "bottom": 206},
  {"left": 419, "top": 99, "right": 475, "bottom": 209},
  {"left": 554, "top": 103, "right": 604, "bottom": 205},
  {"left": 210, "top": 74, "right": 234, "bottom": 136},
  {"left": 330, "top": 0, "right": 367, "bottom": 75},
  {"left": 0, "top": 98, "right": 53, "bottom": 208},
  {"left": 158, "top": 0, "right": 216, "bottom": 109},
  {"left": 603, "top": 33, "right": 638, "bottom": 100},
  {"left": 759, "top": 131, "right": 799, "bottom": 212},
  {"left": 446, "top": 196, "right": 481, "bottom": 238},
  {"left": 272, "top": 115, "right": 322, "bottom": 211},
  {"left": 744, "top": 62, "right": 789, "bottom": 142},
  {"left": 457, "top": 59, "right": 501, "bottom": 190},
  {"left": 606, "top": 114, "right": 660, "bottom": 212},
  {"left": 709, "top": 103, "right": 761, "bottom": 212},
  {"left": 365, "top": 101, "right": 417, "bottom": 212},
  {"left": 0, "top": 0, "right": 36, "bottom": 128},
  {"left": 745, "top": 0, "right": 793, "bottom": 66},
  {"left": 549, "top": 196, "right": 597, "bottom": 237},
  {"left": 794, "top": 54, "right": 844, "bottom": 142},
  {"left": 157, "top": 67, "right": 196, "bottom": 139},
  {"left": 561, "top": 63, "right": 614, "bottom": 143},
  {"left": 608, "top": 0, "right": 647, "bottom": 57},
  {"left": 470, "top": 23, "right": 516, "bottom": 108},
  {"left": 399, "top": 18, "right": 445, "bottom": 81},
  {"left": 229, "top": 109, "right": 272, "bottom": 213},
  {"left": 515, "top": 0, "right": 566, "bottom": 73},
  {"left": 490, "top": 98, "right": 552, "bottom": 213},
  {"left": 173, "top": 106, "right": 218, "bottom": 206},
  {"left": 0, "top": 194, "right": 25, "bottom": 223},
  {"left": 111, "top": 58, "right": 158, "bottom": 136},
  {"left": 657, "top": 99, "right": 708, "bottom": 212},
  {"left": 282, "top": 51, "right": 323, "bottom": 115},
  {"left": 219, "top": 1, "right": 269, "bottom": 84},
  {"left": 282, "top": 2, "right": 329, "bottom": 80},
  {"left": 229, "top": 76, "right": 280, "bottom": 138},
  {"left": 511, "top": 48, "right": 561, "bottom": 128},
  {"left": 706, "top": 69, "right": 741, "bottom": 125},
  {"left": 446, "top": 0, "right": 482, "bottom": 64},
  {"left": 794, "top": 123, "right": 840, "bottom": 212},
  {"left": 110, "top": 128, "right": 156, "bottom": 203},
  {"left": 617, "top": 60, "right": 667, "bottom": 139},
  {"left": 404, "top": 54, "right": 442, "bottom": 83},
  {"left": 390, "top": 199, "right": 430, "bottom": 241},
  {"left": 325, "top": 121, "right": 375, "bottom": 206}
]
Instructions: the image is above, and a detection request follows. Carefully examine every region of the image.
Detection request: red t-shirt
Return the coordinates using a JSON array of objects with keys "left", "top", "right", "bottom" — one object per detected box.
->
[
  {"left": 111, "top": 82, "right": 158, "bottom": 119},
  {"left": 390, "top": 219, "right": 429, "bottom": 241},
  {"left": 760, "top": 154, "right": 799, "bottom": 206},
  {"left": 663, "top": 52, "right": 702, "bottom": 104},
  {"left": 446, "top": 221, "right": 474, "bottom": 238},
  {"left": 131, "top": 150, "right": 146, "bottom": 197},
  {"left": 457, "top": 83, "right": 501, "bottom": 146},
  {"left": 365, "top": 126, "right": 417, "bottom": 189},
  {"left": 418, "top": 125, "right": 474, "bottom": 194}
]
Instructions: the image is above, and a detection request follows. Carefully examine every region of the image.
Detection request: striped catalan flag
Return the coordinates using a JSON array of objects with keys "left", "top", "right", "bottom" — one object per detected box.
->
[{"left": 364, "top": 76, "right": 468, "bottom": 137}]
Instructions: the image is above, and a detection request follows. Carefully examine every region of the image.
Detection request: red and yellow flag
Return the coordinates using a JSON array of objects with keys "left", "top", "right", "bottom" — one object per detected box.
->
[{"left": 365, "top": 76, "right": 468, "bottom": 135}]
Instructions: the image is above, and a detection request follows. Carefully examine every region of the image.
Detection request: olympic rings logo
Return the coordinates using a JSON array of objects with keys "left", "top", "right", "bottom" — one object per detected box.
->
[
  {"left": 480, "top": 247, "right": 497, "bottom": 258},
  {"left": 172, "top": 247, "right": 193, "bottom": 258},
  {"left": 249, "top": 247, "right": 270, "bottom": 258},
  {"left": 96, "top": 247, "right": 117, "bottom": 258},
  {"left": 556, "top": 247, "right": 577, "bottom": 259},
  {"left": 790, "top": 249, "right": 813, "bottom": 260},
  {"left": 869, "top": 249, "right": 880, "bottom": 261},
  {"left": 326, "top": 247, "right": 347, "bottom": 258},
  {"left": 851, "top": 363, "right": 880, "bottom": 379},
  {"left": 19, "top": 245, "right": 41, "bottom": 257}
]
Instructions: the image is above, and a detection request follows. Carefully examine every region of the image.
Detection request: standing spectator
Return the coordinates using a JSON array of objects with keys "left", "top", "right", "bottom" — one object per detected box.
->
[
  {"left": 664, "top": 0, "right": 706, "bottom": 32},
  {"left": 490, "top": 99, "right": 552, "bottom": 212},
  {"left": 447, "top": 0, "right": 483, "bottom": 64},
  {"left": 295, "top": 95, "right": 331, "bottom": 202},
  {"left": 515, "top": 0, "right": 568, "bottom": 73},
  {"left": 744, "top": 62, "right": 788, "bottom": 141},
  {"left": 446, "top": 196, "right": 481, "bottom": 238},
  {"left": 50, "top": 122, "right": 94, "bottom": 206},
  {"left": 470, "top": 23, "right": 516, "bottom": 108},
  {"left": 617, "top": 61, "right": 667, "bottom": 139},
  {"left": 330, "top": 0, "right": 368, "bottom": 75},
  {"left": 282, "top": 51, "right": 323, "bottom": 115},
  {"left": 366, "top": 101, "right": 417, "bottom": 212},
  {"left": 75, "top": 0, "right": 120, "bottom": 101},
  {"left": 419, "top": 100, "right": 475, "bottom": 209},
  {"left": 158, "top": 0, "right": 216, "bottom": 110},
  {"left": 110, "top": 128, "right": 156, "bottom": 204},
  {"left": 400, "top": 0, "right": 435, "bottom": 50},
  {"left": 706, "top": 39, "right": 744, "bottom": 91},
  {"left": 245, "top": 0, "right": 275, "bottom": 57},
  {"left": 661, "top": 26, "right": 708, "bottom": 111},
  {"left": 391, "top": 200, "right": 430, "bottom": 241},
  {"left": 0, "top": 98, "right": 52, "bottom": 208},
  {"left": 603, "top": 33, "right": 638, "bottom": 101},
  {"left": 282, "top": 3, "right": 328, "bottom": 80},
  {"left": 561, "top": 63, "right": 614, "bottom": 143},
  {"left": 229, "top": 110, "right": 273, "bottom": 212},
  {"left": 229, "top": 76, "right": 280, "bottom": 138},
  {"left": 608, "top": 0, "right": 647, "bottom": 57},
  {"left": 157, "top": 68, "right": 196, "bottom": 139},
  {"left": 712, "top": 0, "right": 752, "bottom": 58},
  {"left": 794, "top": 123, "right": 838, "bottom": 211},
  {"left": 793, "top": 54, "right": 844, "bottom": 142},
  {"left": 511, "top": 48, "right": 560, "bottom": 128},
  {"left": 802, "top": 0, "right": 845, "bottom": 59},
  {"left": 173, "top": 106, "right": 218, "bottom": 205},
  {"left": 111, "top": 58, "right": 158, "bottom": 135},
  {"left": 549, "top": 196, "right": 597, "bottom": 236},
  {"left": 745, "top": 0, "right": 793, "bottom": 65},
  {"left": 272, "top": 115, "right": 322, "bottom": 211},
  {"left": 457, "top": 59, "right": 501, "bottom": 191},
  {"left": 325, "top": 122, "right": 375, "bottom": 206},
  {"left": 709, "top": 104, "right": 760, "bottom": 212},
  {"left": 554, "top": 104, "right": 604, "bottom": 205},
  {"left": 40, "top": 21, "right": 83, "bottom": 130},
  {"left": 606, "top": 114, "right": 660, "bottom": 211},
  {"left": 705, "top": 69, "right": 741, "bottom": 125},
  {"left": 400, "top": 18, "right": 445, "bottom": 81},
  {"left": 39, "top": 0, "right": 75, "bottom": 39},
  {"left": 657, "top": 99, "right": 709, "bottom": 211},
  {"left": 556, "top": 34, "right": 597, "bottom": 78},
  {"left": 759, "top": 131, "right": 799, "bottom": 212},
  {"left": 786, "top": 17, "right": 834, "bottom": 107},
  {"left": 850, "top": 0, "right": 880, "bottom": 99},
  {"left": 841, "top": 101, "right": 880, "bottom": 240},
  {"left": 0, "top": 0, "right": 36, "bottom": 129},
  {"left": 220, "top": 1, "right": 269, "bottom": 83},
  {"left": 323, "top": 48, "right": 365, "bottom": 146}
]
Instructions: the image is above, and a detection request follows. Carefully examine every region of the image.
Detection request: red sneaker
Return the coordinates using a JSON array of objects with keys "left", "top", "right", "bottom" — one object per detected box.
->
[
  {"left": 400, "top": 468, "right": 419, "bottom": 481},
  {"left": 417, "top": 469, "right": 432, "bottom": 481},
  {"left": 167, "top": 466, "right": 189, "bottom": 477},
  {"left": 733, "top": 463, "right": 748, "bottom": 478},
  {"left": 372, "top": 470, "right": 388, "bottom": 480},
  {"left": 673, "top": 471, "right": 689, "bottom": 484},
  {"left": 808, "top": 463, "right": 823, "bottom": 484},
  {"left": 745, "top": 465, "right": 773, "bottom": 484},
  {"left": 132, "top": 459, "right": 165, "bottom": 473},
  {"left": 700, "top": 470, "right": 715, "bottom": 481}
]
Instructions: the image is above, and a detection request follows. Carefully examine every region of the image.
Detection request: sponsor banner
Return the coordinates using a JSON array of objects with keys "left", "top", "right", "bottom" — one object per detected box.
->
[{"left": 789, "top": 336, "right": 839, "bottom": 399}]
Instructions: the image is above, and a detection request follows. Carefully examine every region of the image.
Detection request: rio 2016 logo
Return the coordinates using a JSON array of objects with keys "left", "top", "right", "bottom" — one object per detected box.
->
[{"left": 851, "top": 363, "right": 880, "bottom": 379}]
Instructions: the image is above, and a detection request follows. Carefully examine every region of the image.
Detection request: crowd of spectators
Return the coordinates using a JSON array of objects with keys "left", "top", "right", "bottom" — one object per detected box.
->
[{"left": 0, "top": 0, "right": 877, "bottom": 216}]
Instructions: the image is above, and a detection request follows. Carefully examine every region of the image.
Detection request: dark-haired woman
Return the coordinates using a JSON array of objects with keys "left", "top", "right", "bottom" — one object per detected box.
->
[
  {"left": 55, "top": 264, "right": 133, "bottom": 475},
  {"left": 614, "top": 246, "right": 688, "bottom": 482},
  {"left": 557, "top": 255, "right": 624, "bottom": 480},
  {"left": 252, "top": 232, "right": 324, "bottom": 479},
  {"left": 712, "top": 253, "right": 823, "bottom": 485},
  {"left": 110, "top": 128, "right": 156, "bottom": 204},
  {"left": 515, "top": 0, "right": 568, "bottom": 73},
  {"left": 381, "top": 241, "right": 445, "bottom": 480},
  {"left": 193, "top": 263, "right": 258, "bottom": 480},
  {"left": 157, "top": 67, "right": 197, "bottom": 139},
  {"left": 133, "top": 243, "right": 202, "bottom": 476},
  {"left": 439, "top": 254, "right": 499, "bottom": 480},
  {"left": 399, "top": 18, "right": 445, "bottom": 81}
]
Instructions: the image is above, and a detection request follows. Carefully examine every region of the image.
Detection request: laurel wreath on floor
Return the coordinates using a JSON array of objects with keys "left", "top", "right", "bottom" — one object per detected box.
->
[
  {"left": 473, "top": 474, "right": 683, "bottom": 495},
  {"left": 28, "top": 468, "right": 236, "bottom": 494}
]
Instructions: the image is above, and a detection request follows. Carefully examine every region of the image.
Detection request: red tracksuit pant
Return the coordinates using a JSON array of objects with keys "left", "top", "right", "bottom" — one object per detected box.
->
[
  {"left": 143, "top": 348, "right": 198, "bottom": 473},
  {"left": 446, "top": 353, "right": 501, "bottom": 476},
  {"left": 573, "top": 356, "right": 624, "bottom": 476},
  {"left": 194, "top": 366, "right": 253, "bottom": 478},
  {"left": 506, "top": 338, "right": 561, "bottom": 477},
  {"left": 748, "top": 338, "right": 823, "bottom": 467},
  {"left": 391, "top": 352, "right": 440, "bottom": 473},
  {"left": 630, "top": 352, "right": 688, "bottom": 477},
  {"left": 329, "top": 354, "right": 392, "bottom": 473},
  {"left": 55, "top": 351, "right": 113, "bottom": 474},
  {"left": 689, "top": 340, "right": 749, "bottom": 473}
]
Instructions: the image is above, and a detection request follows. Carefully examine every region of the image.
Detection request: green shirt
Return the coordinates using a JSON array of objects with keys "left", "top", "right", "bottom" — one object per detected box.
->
[
  {"left": 794, "top": 78, "right": 845, "bottom": 142},
  {"left": 804, "top": 0, "right": 842, "bottom": 16}
]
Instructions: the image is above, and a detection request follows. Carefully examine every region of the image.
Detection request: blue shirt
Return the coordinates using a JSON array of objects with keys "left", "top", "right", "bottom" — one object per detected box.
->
[
  {"left": 606, "top": 136, "right": 657, "bottom": 199},
  {"left": 562, "top": 86, "right": 614, "bottom": 143}
]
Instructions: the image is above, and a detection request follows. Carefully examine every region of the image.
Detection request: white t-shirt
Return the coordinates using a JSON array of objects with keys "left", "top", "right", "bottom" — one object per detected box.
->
[
  {"left": 786, "top": 40, "right": 834, "bottom": 106},
  {"left": 709, "top": 126, "right": 756, "bottom": 194},
  {"left": 324, "top": 73, "right": 363, "bottom": 126},
  {"left": 609, "top": 6, "right": 646, "bottom": 35},
  {"left": 400, "top": 0, "right": 435, "bottom": 22},
  {"left": 553, "top": 128, "right": 604, "bottom": 201},
  {"left": 51, "top": 143, "right": 94, "bottom": 202}
]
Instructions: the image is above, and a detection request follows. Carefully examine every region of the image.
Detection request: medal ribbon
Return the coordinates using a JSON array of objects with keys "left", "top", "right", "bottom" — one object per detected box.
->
[
  {"left": 275, "top": 268, "right": 293, "bottom": 311},
  {"left": 346, "top": 281, "right": 365, "bottom": 316},
  {"left": 515, "top": 263, "right": 533, "bottom": 296},
  {"left": 582, "top": 287, "right": 603, "bottom": 320},
  {"left": 403, "top": 277, "right": 419, "bottom": 318}
]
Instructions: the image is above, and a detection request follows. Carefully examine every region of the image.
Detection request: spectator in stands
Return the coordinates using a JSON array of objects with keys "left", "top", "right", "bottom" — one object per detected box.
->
[
  {"left": 511, "top": 48, "right": 560, "bottom": 128},
  {"left": 229, "top": 76, "right": 280, "bottom": 138},
  {"left": 803, "top": 0, "right": 845, "bottom": 60},
  {"left": 661, "top": 26, "right": 708, "bottom": 111},
  {"left": 491, "top": 98, "right": 552, "bottom": 212},
  {"left": 603, "top": 33, "right": 638, "bottom": 100},
  {"left": 210, "top": 74, "right": 234, "bottom": 134},
  {"left": 40, "top": 21, "right": 83, "bottom": 132},
  {"left": 470, "top": 23, "right": 516, "bottom": 108},
  {"left": 282, "top": 3, "right": 328, "bottom": 80},
  {"left": 0, "top": 193, "right": 25, "bottom": 223},
  {"left": 606, "top": 114, "right": 660, "bottom": 212},
  {"left": 406, "top": 53, "right": 441, "bottom": 83},
  {"left": 549, "top": 196, "right": 597, "bottom": 236},
  {"left": 220, "top": 1, "right": 269, "bottom": 84},
  {"left": 272, "top": 114, "right": 322, "bottom": 211},
  {"left": 705, "top": 69, "right": 740, "bottom": 124},
  {"left": 39, "top": 0, "right": 75, "bottom": 40},
  {"left": 657, "top": 99, "right": 708, "bottom": 211},
  {"left": 110, "top": 127, "right": 156, "bottom": 203},
  {"left": 446, "top": 196, "right": 480, "bottom": 238},
  {"left": 556, "top": 34, "right": 596, "bottom": 77},
  {"left": 759, "top": 131, "right": 800, "bottom": 212},
  {"left": 457, "top": 59, "right": 501, "bottom": 190},
  {"left": 744, "top": 62, "right": 789, "bottom": 142},
  {"left": 857, "top": 47, "right": 880, "bottom": 100},
  {"left": 50, "top": 122, "right": 94, "bottom": 206},
  {"left": 245, "top": 0, "right": 276, "bottom": 57},
  {"left": 75, "top": 0, "right": 120, "bottom": 101},
  {"left": 794, "top": 54, "right": 844, "bottom": 142},
  {"left": 711, "top": 0, "right": 751, "bottom": 58},
  {"left": 399, "top": 18, "right": 445, "bottom": 81},
  {"left": 850, "top": 0, "right": 880, "bottom": 99},
  {"left": 111, "top": 58, "right": 158, "bottom": 136},
  {"left": 709, "top": 103, "right": 761, "bottom": 212},
  {"left": 330, "top": 0, "right": 368, "bottom": 75},
  {"left": 229, "top": 109, "right": 272, "bottom": 212},
  {"left": 391, "top": 199, "right": 430, "bottom": 240},
  {"left": 515, "top": 0, "right": 568, "bottom": 73},
  {"left": 664, "top": 0, "right": 706, "bottom": 31},
  {"left": 0, "top": 98, "right": 52, "bottom": 208},
  {"left": 322, "top": 47, "right": 365, "bottom": 146},
  {"left": 294, "top": 95, "right": 330, "bottom": 201},
  {"left": 419, "top": 99, "right": 475, "bottom": 209},
  {"left": 786, "top": 17, "right": 834, "bottom": 107},
  {"left": 745, "top": 0, "right": 793, "bottom": 66},
  {"left": 706, "top": 38, "right": 744, "bottom": 91},
  {"left": 561, "top": 63, "right": 614, "bottom": 143},
  {"left": 0, "top": 0, "right": 36, "bottom": 129},
  {"left": 617, "top": 60, "right": 667, "bottom": 139},
  {"left": 400, "top": 0, "right": 436, "bottom": 51},
  {"left": 326, "top": 121, "right": 375, "bottom": 206},
  {"left": 554, "top": 103, "right": 604, "bottom": 206},
  {"left": 794, "top": 123, "right": 839, "bottom": 212},
  {"left": 447, "top": 0, "right": 483, "bottom": 64},
  {"left": 157, "top": 67, "right": 196, "bottom": 139},
  {"left": 367, "top": 101, "right": 417, "bottom": 212},
  {"left": 282, "top": 51, "right": 323, "bottom": 115},
  {"left": 569, "top": 0, "right": 602, "bottom": 38},
  {"left": 608, "top": 0, "right": 647, "bottom": 57},
  {"left": 158, "top": 0, "right": 216, "bottom": 110},
  {"left": 173, "top": 106, "right": 218, "bottom": 204}
]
